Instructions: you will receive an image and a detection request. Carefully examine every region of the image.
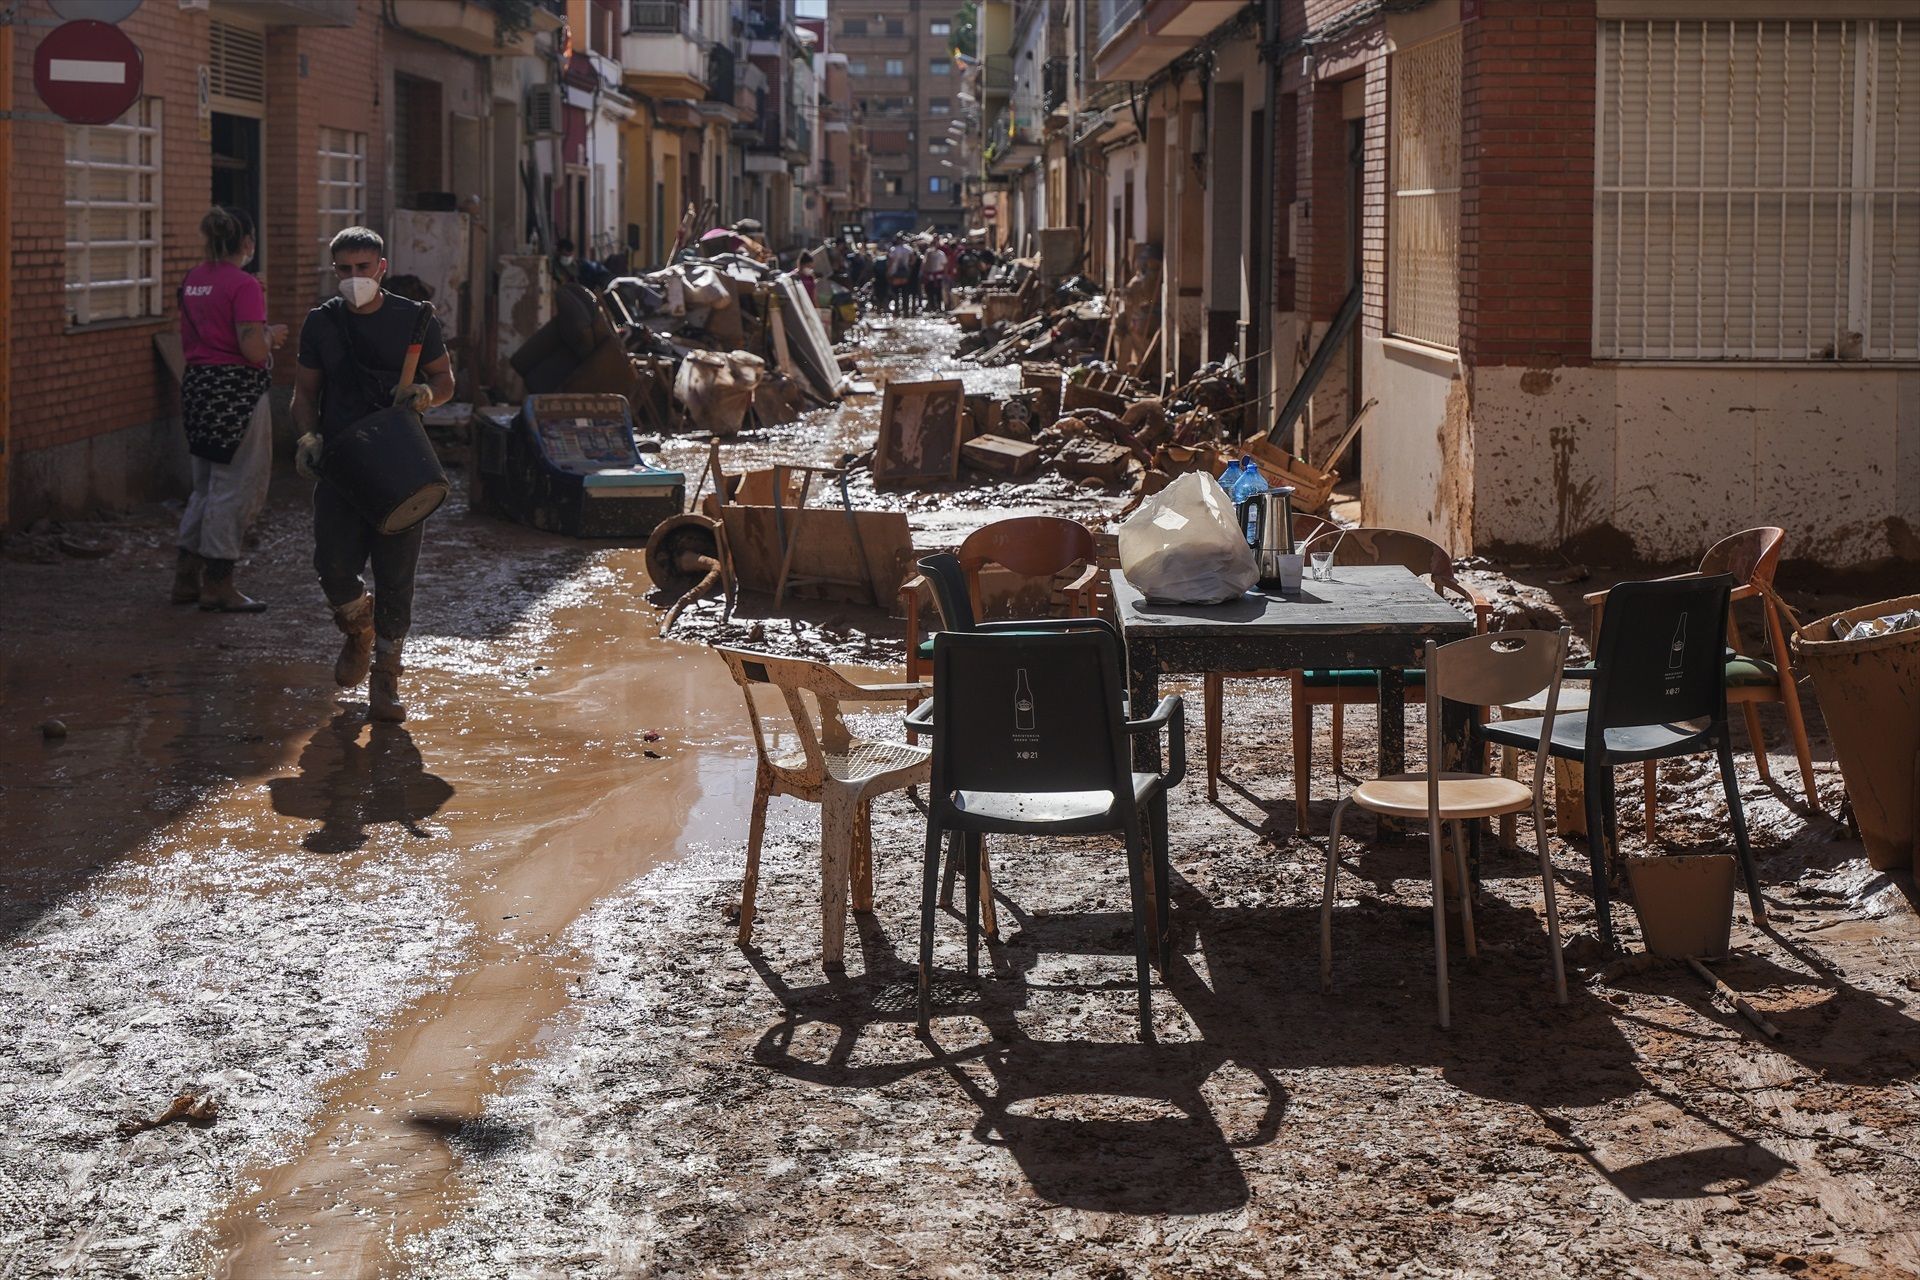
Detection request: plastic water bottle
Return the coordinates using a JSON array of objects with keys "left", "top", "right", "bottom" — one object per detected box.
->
[
  {"left": 1219, "top": 458, "right": 1243, "bottom": 496},
  {"left": 1233, "top": 455, "right": 1269, "bottom": 500}
]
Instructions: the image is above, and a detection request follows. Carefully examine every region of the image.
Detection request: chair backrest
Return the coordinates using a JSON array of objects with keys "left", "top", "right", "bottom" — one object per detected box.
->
[
  {"left": 1426, "top": 630, "right": 1570, "bottom": 796},
  {"left": 713, "top": 645, "right": 877, "bottom": 787},
  {"left": 1301, "top": 525, "right": 1454, "bottom": 583},
  {"left": 957, "top": 516, "right": 1097, "bottom": 617},
  {"left": 916, "top": 552, "right": 978, "bottom": 632},
  {"left": 929, "top": 627, "right": 1130, "bottom": 806},
  {"left": 1588, "top": 575, "right": 1734, "bottom": 736},
  {"left": 1698, "top": 526, "right": 1784, "bottom": 589}
]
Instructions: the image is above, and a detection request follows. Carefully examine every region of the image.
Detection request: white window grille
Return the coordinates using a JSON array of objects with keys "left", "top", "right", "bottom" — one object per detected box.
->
[
  {"left": 65, "top": 98, "right": 163, "bottom": 327},
  {"left": 317, "top": 127, "right": 368, "bottom": 272},
  {"left": 1389, "top": 30, "right": 1462, "bottom": 351},
  {"left": 884, "top": 58, "right": 904, "bottom": 77},
  {"left": 1596, "top": 19, "right": 1918, "bottom": 361}
]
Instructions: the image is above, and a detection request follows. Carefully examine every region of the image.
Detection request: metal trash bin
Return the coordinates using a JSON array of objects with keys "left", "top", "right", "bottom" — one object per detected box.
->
[{"left": 1793, "top": 593, "right": 1920, "bottom": 870}]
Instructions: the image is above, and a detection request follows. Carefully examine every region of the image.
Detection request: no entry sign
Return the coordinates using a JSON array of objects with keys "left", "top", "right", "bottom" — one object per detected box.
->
[{"left": 34, "top": 21, "right": 145, "bottom": 126}]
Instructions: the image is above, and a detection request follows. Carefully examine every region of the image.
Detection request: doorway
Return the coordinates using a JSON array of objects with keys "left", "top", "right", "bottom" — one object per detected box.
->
[
  {"left": 1342, "top": 117, "right": 1365, "bottom": 475},
  {"left": 211, "top": 113, "right": 261, "bottom": 270}
]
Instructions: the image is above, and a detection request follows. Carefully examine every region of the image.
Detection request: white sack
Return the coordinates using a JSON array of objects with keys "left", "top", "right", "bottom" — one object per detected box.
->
[{"left": 1116, "top": 471, "right": 1257, "bottom": 604}]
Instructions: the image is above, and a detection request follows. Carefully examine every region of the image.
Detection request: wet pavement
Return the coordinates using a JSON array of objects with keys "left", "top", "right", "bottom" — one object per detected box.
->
[{"left": 4, "top": 314, "right": 1918, "bottom": 1278}]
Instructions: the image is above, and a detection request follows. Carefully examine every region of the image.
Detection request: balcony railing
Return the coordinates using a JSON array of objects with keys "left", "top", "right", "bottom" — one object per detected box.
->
[
  {"left": 1094, "top": 0, "right": 1143, "bottom": 50},
  {"left": 628, "top": 0, "right": 688, "bottom": 36},
  {"left": 1042, "top": 57, "right": 1068, "bottom": 111},
  {"left": 706, "top": 44, "right": 735, "bottom": 102}
]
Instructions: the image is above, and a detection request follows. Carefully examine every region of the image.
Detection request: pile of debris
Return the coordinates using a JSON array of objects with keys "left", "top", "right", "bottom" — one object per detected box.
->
[{"left": 509, "top": 254, "right": 851, "bottom": 441}]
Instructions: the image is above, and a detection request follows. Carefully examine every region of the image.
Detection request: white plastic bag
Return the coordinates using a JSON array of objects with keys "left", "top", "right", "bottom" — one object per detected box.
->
[{"left": 1117, "top": 471, "right": 1257, "bottom": 604}]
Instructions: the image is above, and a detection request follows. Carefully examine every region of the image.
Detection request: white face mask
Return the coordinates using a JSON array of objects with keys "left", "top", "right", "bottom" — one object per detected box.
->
[{"left": 338, "top": 276, "right": 379, "bottom": 307}]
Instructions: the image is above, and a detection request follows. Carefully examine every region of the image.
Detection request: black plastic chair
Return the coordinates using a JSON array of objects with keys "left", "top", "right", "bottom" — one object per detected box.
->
[
  {"left": 915, "top": 624, "right": 1184, "bottom": 1041},
  {"left": 1482, "top": 574, "right": 1763, "bottom": 949}
]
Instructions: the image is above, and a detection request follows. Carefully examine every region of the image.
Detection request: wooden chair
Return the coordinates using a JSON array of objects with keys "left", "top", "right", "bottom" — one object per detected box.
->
[
  {"left": 900, "top": 515, "right": 1100, "bottom": 688},
  {"left": 1203, "top": 526, "right": 1490, "bottom": 828},
  {"left": 1585, "top": 527, "right": 1818, "bottom": 839},
  {"left": 1321, "top": 629, "right": 1571, "bottom": 1028},
  {"left": 714, "top": 646, "right": 931, "bottom": 969}
]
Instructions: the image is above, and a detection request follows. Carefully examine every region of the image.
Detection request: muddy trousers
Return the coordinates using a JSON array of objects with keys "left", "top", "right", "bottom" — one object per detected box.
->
[
  {"left": 176, "top": 392, "right": 272, "bottom": 563},
  {"left": 313, "top": 480, "right": 423, "bottom": 641}
]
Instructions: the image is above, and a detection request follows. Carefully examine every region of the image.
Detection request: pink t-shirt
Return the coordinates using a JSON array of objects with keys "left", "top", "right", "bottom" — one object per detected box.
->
[{"left": 179, "top": 261, "right": 267, "bottom": 367}]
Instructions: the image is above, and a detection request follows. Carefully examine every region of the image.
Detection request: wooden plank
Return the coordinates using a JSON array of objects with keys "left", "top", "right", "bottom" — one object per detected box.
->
[{"left": 961, "top": 434, "right": 1042, "bottom": 478}]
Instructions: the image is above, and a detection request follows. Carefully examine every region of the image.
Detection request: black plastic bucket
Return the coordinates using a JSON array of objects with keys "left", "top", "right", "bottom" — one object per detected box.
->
[{"left": 325, "top": 406, "right": 449, "bottom": 535}]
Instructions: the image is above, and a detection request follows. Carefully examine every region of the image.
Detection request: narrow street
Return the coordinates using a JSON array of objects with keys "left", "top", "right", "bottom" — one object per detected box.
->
[{"left": 5, "top": 315, "right": 1920, "bottom": 1278}]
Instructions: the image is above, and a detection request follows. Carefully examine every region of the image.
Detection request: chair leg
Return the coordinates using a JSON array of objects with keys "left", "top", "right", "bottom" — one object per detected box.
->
[
  {"left": 1292, "top": 693, "right": 1313, "bottom": 833},
  {"left": 939, "top": 830, "right": 959, "bottom": 910},
  {"left": 738, "top": 774, "right": 771, "bottom": 946},
  {"left": 1120, "top": 814, "right": 1156, "bottom": 1042},
  {"left": 1740, "top": 702, "right": 1773, "bottom": 783},
  {"left": 1321, "top": 799, "right": 1350, "bottom": 990},
  {"left": 1642, "top": 761, "right": 1658, "bottom": 845},
  {"left": 1530, "top": 797, "right": 1569, "bottom": 1005},
  {"left": 1778, "top": 680, "right": 1821, "bottom": 815},
  {"left": 1583, "top": 757, "right": 1615, "bottom": 950},
  {"left": 917, "top": 823, "right": 944, "bottom": 1031},
  {"left": 978, "top": 840, "right": 999, "bottom": 938},
  {"left": 1428, "top": 817, "right": 1452, "bottom": 1029},
  {"left": 1150, "top": 790, "right": 1173, "bottom": 970},
  {"left": 850, "top": 797, "right": 875, "bottom": 912},
  {"left": 1331, "top": 703, "right": 1346, "bottom": 775},
  {"left": 819, "top": 792, "right": 857, "bottom": 969},
  {"left": 1204, "top": 672, "right": 1223, "bottom": 801},
  {"left": 963, "top": 832, "right": 981, "bottom": 978},
  {"left": 1718, "top": 738, "right": 1768, "bottom": 928},
  {"left": 1449, "top": 820, "right": 1477, "bottom": 959},
  {"left": 1499, "top": 745, "right": 1521, "bottom": 850}
]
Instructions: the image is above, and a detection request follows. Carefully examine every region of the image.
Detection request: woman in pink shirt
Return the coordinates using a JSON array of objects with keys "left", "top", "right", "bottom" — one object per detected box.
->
[{"left": 174, "top": 206, "right": 286, "bottom": 611}]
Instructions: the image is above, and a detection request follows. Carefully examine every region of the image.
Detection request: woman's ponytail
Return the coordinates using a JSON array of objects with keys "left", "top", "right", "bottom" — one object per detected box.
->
[{"left": 201, "top": 205, "right": 254, "bottom": 260}]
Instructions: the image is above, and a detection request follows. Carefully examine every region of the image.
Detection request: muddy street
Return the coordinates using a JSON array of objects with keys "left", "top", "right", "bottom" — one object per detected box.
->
[{"left": 4, "top": 314, "right": 1920, "bottom": 1279}]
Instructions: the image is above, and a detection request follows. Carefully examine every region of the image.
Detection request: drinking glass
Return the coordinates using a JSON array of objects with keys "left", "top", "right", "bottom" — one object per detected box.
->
[{"left": 1311, "top": 552, "right": 1334, "bottom": 582}]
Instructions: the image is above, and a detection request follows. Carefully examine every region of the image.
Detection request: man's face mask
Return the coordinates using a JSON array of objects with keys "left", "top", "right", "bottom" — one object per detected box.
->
[{"left": 338, "top": 276, "right": 380, "bottom": 307}]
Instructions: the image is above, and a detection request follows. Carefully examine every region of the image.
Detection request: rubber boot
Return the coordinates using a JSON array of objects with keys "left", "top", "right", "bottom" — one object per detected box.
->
[
  {"left": 198, "top": 558, "right": 267, "bottom": 612},
  {"left": 331, "top": 594, "right": 375, "bottom": 688},
  {"left": 171, "top": 548, "right": 204, "bottom": 604},
  {"left": 369, "top": 637, "right": 406, "bottom": 723}
]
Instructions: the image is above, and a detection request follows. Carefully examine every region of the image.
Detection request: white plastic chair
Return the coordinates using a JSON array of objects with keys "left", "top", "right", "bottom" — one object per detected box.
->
[{"left": 715, "top": 646, "right": 931, "bottom": 968}]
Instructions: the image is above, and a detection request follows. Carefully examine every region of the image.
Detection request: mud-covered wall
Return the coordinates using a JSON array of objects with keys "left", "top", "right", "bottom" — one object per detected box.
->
[
  {"left": 1473, "top": 365, "right": 1920, "bottom": 569},
  {"left": 1360, "top": 337, "right": 1470, "bottom": 553}
]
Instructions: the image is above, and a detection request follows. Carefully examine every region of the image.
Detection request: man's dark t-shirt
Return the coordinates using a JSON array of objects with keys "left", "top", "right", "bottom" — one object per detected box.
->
[{"left": 297, "top": 293, "right": 447, "bottom": 439}]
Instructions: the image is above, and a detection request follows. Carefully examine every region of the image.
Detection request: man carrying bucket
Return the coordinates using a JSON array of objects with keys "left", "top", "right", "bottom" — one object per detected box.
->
[{"left": 291, "top": 227, "right": 454, "bottom": 724}]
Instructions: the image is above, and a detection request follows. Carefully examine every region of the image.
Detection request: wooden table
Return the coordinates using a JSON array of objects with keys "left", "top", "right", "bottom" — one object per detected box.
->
[{"left": 1111, "top": 565, "right": 1478, "bottom": 828}]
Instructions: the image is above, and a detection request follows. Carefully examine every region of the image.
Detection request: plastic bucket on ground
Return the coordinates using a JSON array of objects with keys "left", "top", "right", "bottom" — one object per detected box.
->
[
  {"left": 1627, "top": 854, "right": 1736, "bottom": 959},
  {"left": 1792, "top": 593, "right": 1920, "bottom": 871}
]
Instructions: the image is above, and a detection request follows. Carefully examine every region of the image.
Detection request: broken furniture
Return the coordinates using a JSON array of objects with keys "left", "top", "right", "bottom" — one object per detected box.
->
[
  {"left": 1321, "top": 629, "right": 1573, "bottom": 1029},
  {"left": 509, "top": 283, "right": 643, "bottom": 407},
  {"left": 908, "top": 623, "right": 1184, "bottom": 1041},
  {"left": 900, "top": 516, "right": 1101, "bottom": 692},
  {"left": 713, "top": 646, "right": 930, "bottom": 969},
  {"left": 469, "top": 393, "right": 685, "bottom": 539},
  {"left": 1200, "top": 527, "right": 1488, "bottom": 828},
  {"left": 1586, "top": 527, "right": 1820, "bottom": 837},
  {"left": 1481, "top": 575, "right": 1766, "bottom": 951},
  {"left": 1111, "top": 565, "right": 1476, "bottom": 837}
]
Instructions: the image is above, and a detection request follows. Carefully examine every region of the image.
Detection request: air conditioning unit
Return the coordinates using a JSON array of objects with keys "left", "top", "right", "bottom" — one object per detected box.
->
[{"left": 525, "top": 84, "right": 561, "bottom": 138}]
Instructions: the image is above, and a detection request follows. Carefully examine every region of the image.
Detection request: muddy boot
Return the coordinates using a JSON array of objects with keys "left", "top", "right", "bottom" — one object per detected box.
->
[
  {"left": 198, "top": 559, "right": 267, "bottom": 612},
  {"left": 369, "top": 637, "right": 406, "bottom": 723},
  {"left": 331, "top": 593, "right": 375, "bottom": 687},
  {"left": 170, "top": 548, "right": 204, "bottom": 604}
]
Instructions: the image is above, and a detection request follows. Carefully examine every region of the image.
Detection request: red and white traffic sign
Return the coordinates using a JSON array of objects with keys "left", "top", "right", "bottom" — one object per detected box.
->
[
  {"left": 982, "top": 206, "right": 998, "bottom": 221},
  {"left": 34, "top": 21, "right": 144, "bottom": 127}
]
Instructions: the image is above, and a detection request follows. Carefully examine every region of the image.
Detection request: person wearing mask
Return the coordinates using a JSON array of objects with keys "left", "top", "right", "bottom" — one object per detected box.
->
[
  {"left": 552, "top": 237, "right": 582, "bottom": 284},
  {"left": 291, "top": 227, "right": 455, "bottom": 723},
  {"left": 921, "top": 239, "right": 950, "bottom": 313},
  {"left": 173, "top": 206, "right": 287, "bottom": 611}
]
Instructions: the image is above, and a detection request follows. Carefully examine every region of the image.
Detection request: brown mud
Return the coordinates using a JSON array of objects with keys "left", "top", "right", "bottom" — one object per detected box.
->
[{"left": 2, "top": 314, "right": 1917, "bottom": 1278}]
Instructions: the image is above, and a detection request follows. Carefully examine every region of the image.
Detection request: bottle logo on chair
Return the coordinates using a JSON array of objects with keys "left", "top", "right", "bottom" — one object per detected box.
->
[
  {"left": 1668, "top": 615, "right": 1687, "bottom": 671},
  {"left": 1014, "top": 669, "right": 1036, "bottom": 733}
]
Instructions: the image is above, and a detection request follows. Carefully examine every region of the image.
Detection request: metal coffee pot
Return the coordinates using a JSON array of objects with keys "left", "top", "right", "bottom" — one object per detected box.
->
[{"left": 1237, "top": 486, "right": 1298, "bottom": 585}]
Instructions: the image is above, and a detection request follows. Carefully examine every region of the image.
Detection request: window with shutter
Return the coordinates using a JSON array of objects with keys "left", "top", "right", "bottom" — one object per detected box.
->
[
  {"left": 208, "top": 20, "right": 266, "bottom": 113},
  {"left": 1596, "top": 18, "right": 1918, "bottom": 361},
  {"left": 1389, "top": 30, "right": 1463, "bottom": 351}
]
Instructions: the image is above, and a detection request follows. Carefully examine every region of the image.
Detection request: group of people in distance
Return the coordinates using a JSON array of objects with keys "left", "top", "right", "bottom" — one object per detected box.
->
[{"left": 835, "top": 232, "right": 993, "bottom": 317}]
